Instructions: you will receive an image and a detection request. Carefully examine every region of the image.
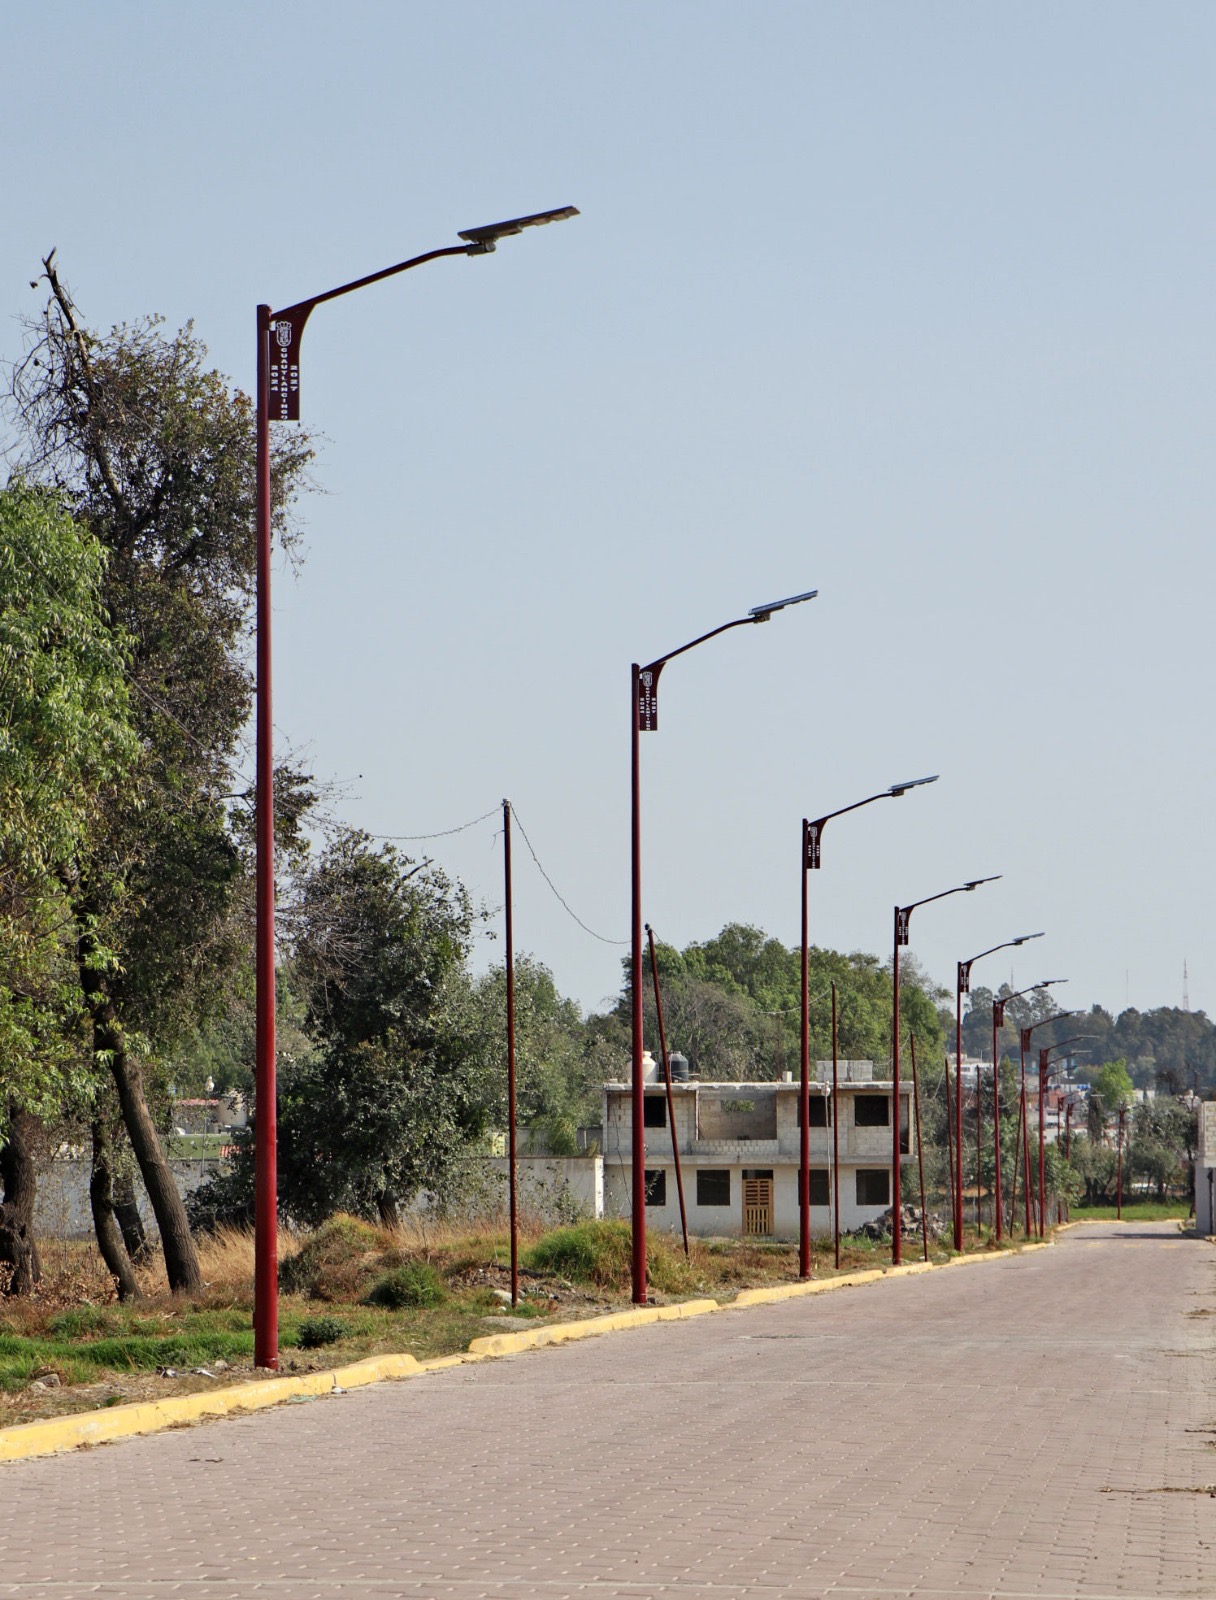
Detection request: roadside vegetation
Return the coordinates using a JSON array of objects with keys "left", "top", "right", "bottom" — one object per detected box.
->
[
  {"left": 2, "top": 1214, "right": 980, "bottom": 1425},
  {"left": 0, "top": 260, "right": 1206, "bottom": 1435}
]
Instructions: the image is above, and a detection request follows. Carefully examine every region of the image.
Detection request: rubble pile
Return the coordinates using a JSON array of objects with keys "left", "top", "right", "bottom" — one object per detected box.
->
[{"left": 849, "top": 1204, "right": 946, "bottom": 1243}]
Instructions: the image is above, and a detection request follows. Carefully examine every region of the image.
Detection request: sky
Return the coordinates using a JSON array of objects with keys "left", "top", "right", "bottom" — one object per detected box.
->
[{"left": 3, "top": 3, "right": 1213, "bottom": 1026}]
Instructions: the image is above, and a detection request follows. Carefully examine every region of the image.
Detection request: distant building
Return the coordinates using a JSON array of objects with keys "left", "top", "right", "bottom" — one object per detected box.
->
[{"left": 601, "top": 1061, "right": 913, "bottom": 1238}]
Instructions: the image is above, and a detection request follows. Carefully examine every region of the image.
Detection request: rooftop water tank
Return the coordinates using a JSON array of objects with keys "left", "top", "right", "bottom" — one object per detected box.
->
[{"left": 669, "top": 1052, "right": 690, "bottom": 1082}]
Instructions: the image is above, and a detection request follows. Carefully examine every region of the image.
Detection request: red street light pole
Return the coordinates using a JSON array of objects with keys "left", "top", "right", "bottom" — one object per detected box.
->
[
  {"left": 954, "top": 934, "right": 1043, "bottom": 1250},
  {"left": 799, "top": 776, "right": 938, "bottom": 1278},
  {"left": 892, "top": 875, "right": 999, "bottom": 1265},
  {"left": 631, "top": 590, "right": 818, "bottom": 1304},
  {"left": 253, "top": 206, "right": 578, "bottom": 1368},
  {"left": 991, "top": 979, "right": 1065, "bottom": 1241},
  {"left": 1035, "top": 1037, "right": 1094, "bottom": 1238},
  {"left": 1016, "top": 1011, "right": 1077, "bottom": 1237}
]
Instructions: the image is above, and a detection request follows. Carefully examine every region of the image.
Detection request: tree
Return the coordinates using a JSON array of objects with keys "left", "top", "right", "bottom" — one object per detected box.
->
[
  {"left": 1088, "top": 1059, "right": 1135, "bottom": 1143},
  {"left": 273, "top": 831, "right": 494, "bottom": 1226},
  {"left": 0, "top": 484, "right": 136, "bottom": 1293},
  {"left": 5, "top": 258, "right": 313, "bottom": 1290}
]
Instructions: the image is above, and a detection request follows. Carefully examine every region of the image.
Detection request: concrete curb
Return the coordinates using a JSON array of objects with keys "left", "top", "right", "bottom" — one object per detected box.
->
[
  {"left": 0, "top": 1237, "right": 1055, "bottom": 1464},
  {"left": 467, "top": 1296, "right": 719, "bottom": 1357}
]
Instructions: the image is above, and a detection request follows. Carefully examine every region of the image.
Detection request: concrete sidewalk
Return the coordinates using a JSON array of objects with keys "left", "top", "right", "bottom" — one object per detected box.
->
[{"left": 2, "top": 1222, "right": 1214, "bottom": 1598}]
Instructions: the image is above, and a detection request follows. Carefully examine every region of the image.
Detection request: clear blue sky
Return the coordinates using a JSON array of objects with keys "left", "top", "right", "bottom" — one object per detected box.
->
[{"left": 4, "top": 3, "right": 1213, "bottom": 1026}]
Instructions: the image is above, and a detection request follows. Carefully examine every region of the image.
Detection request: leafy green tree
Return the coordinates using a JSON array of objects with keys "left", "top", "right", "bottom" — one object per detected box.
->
[
  {"left": 273, "top": 832, "right": 494, "bottom": 1227},
  {"left": 6, "top": 259, "right": 312, "bottom": 1290},
  {"left": 0, "top": 484, "right": 136, "bottom": 1293},
  {"left": 1087, "top": 1059, "right": 1135, "bottom": 1144},
  {"left": 464, "top": 956, "right": 600, "bottom": 1152}
]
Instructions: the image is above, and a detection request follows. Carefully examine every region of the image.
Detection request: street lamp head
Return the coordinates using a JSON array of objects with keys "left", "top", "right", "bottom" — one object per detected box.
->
[
  {"left": 458, "top": 205, "right": 580, "bottom": 252},
  {"left": 964, "top": 874, "right": 1002, "bottom": 891},
  {"left": 1037, "top": 978, "right": 1069, "bottom": 989},
  {"left": 1013, "top": 932, "right": 1046, "bottom": 945},
  {"left": 888, "top": 774, "right": 939, "bottom": 797},
  {"left": 748, "top": 588, "right": 819, "bottom": 622}
]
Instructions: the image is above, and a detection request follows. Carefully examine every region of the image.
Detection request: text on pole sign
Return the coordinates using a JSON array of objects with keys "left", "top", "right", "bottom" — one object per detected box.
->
[
  {"left": 637, "top": 669, "right": 659, "bottom": 732},
  {"left": 268, "top": 318, "right": 302, "bottom": 421}
]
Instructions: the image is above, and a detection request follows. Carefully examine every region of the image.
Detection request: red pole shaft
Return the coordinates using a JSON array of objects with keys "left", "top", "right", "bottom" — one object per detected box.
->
[
  {"left": 1117, "top": 1107, "right": 1125, "bottom": 1219},
  {"left": 647, "top": 925, "right": 689, "bottom": 1256},
  {"left": 993, "top": 1010, "right": 1003, "bottom": 1242},
  {"left": 954, "top": 972, "right": 964, "bottom": 1251},
  {"left": 1064, "top": 1101, "right": 1073, "bottom": 1222},
  {"left": 799, "top": 824, "right": 811, "bottom": 1279},
  {"left": 832, "top": 982, "right": 840, "bottom": 1270},
  {"left": 943, "top": 1049, "right": 955, "bottom": 1238},
  {"left": 253, "top": 304, "right": 278, "bottom": 1371},
  {"left": 1010, "top": 1082, "right": 1023, "bottom": 1236},
  {"left": 1037, "top": 1050, "right": 1047, "bottom": 1239},
  {"left": 891, "top": 912, "right": 902, "bottom": 1266},
  {"left": 911, "top": 1033, "right": 929, "bottom": 1263},
  {"left": 504, "top": 800, "right": 518, "bottom": 1306},
  {"left": 975, "top": 1051, "right": 983, "bottom": 1237},
  {"left": 1021, "top": 1078, "right": 1032, "bottom": 1237},
  {"left": 630, "top": 664, "right": 646, "bottom": 1303}
]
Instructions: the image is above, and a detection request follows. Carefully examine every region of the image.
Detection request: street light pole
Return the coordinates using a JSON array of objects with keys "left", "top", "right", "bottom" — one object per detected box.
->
[
  {"left": 954, "top": 934, "right": 1043, "bottom": 1250},
  {"left": 991, "top": 979, "right": 1065, "bottom": 1241},
  {"left": 1035, "top": 1037, "right": 1093, "bottom": 1238},
  {"left": 631, "top": 590, "right": 818, "bottom": 1303},
  {"left": 892, "top": 876, "right": 999, "bottom": 1264},
  {"left": 799, "top": 776, "right": 937, "bottom": 1278},
  {"left": 253, "top": 206, "right": 578, "bottom": 1369},
  {"left": 1016, "top": 1011, "right": 1077, "bottom": 1238}
]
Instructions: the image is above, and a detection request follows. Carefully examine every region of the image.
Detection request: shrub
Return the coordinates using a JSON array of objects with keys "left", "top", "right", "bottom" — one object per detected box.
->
[
  {"left": 524, "top": 1221, "right": 631, "bottom": 1288},
  {"left": 279, "top": 1214, "right": 396, "bottom": 1301},
  {"left": 364, "top": 1262, "right": 446, "bottom": 1310},
  {"left": 296, "top": 1316, "right": 350, "bottom": 1349}
]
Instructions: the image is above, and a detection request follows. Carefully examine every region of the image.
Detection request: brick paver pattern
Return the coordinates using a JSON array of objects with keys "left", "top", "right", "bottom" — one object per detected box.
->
[{"left": 2, "top": 1222, "right": 1214, "bottom": 1598}]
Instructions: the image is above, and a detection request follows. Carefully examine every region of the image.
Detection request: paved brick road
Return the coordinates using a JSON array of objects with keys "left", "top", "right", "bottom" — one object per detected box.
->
[{"left": 2, "top": 1223, "right": 1214, "bottom": 1599}]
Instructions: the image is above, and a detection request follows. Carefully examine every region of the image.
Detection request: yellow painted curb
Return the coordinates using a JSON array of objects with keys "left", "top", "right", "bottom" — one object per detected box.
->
[
  {"left": 0, "top": 1233, "right": 1067, "bottom": 1464},
  {"left": 731, "top": 1267, "right": 889, "bottom": 1307},
  {"left": 0, "top": 1350, "right": 438, "bottom": 1464},
  {"left": 466, "top": 1297, "right": 719, "bottom": 1358}
]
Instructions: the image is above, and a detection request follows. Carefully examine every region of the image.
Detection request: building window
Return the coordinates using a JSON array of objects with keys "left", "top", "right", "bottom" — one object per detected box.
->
[
  {"left": 900, "top": 1095, "right": 910, "bottom": 1155},
  {"left": 697, "top": 1169, "right": 731, "bottom": 1206},
  {"left": 644, "top": 1169, "right": 666, "bottom": 1206},
  {"left": 798, "top": 1169, "right": 831, "bottom": 1206},
  {"left": 643, "top": 1095, "right": 667, "bottom": 1128},
  {"left": 854, "top": 1094, "right": 890, "bottom": 1127},
  {"left": 857, "top": 1169, "right": 890, "bottom": 1207},
  {"left": 796, "top": 1096, "right": 831, "bottom": 1127}
]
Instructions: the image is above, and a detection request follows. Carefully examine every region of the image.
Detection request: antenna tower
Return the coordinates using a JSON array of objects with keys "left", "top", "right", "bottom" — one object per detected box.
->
[{"left": 1183, "top": 960, "right": 1190, "bottom": 1012}]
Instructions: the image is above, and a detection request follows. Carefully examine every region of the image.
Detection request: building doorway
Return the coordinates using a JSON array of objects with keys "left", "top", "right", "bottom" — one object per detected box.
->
[{"left": 742, "top": 1170, "right": 774, "bottom": 1236}]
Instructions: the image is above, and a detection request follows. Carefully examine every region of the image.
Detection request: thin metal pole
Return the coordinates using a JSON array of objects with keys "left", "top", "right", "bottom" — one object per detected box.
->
[
  {"left": 832, "top": 982, "right": 841, "bottom": 1270},
  {"left": 992, "top": 1009, "right": 1004, "bottom": 1242},
  {"left": 503, "top": 800, "right": 518, "bottom": 1306},
  {"left": 1021, "top": 1075, "right": 1033, "bottom": 1237},
  {"left": 1010, "top": 1081, "right": 1023, "bottom": 1236},
  {"left": 911, "top": 1033, "right": 929, "bottom": 1262},
  {"left": 1116, "top": 1105, "right": 1125, "bottom": 1219},
  {"left": 954, "top": 970, "right": 965, "bottom": 1251},
  {"left": 630, "top": 664, "right": 647, "bottom": 1303},
  {"left": 975, "top": 1055, "right": 983, "bottom": 1236},
  {"left": 943, "top": 1048, "right": 956, "bottom": 1240},
  {"left": 1037, "top": 1047, "right": 1047, "bottom": 1239},
  {"left": 646, "top": 924, "right": 689, "bottom": 1256},
  {"left": 891, "top": 909, "right": 902, "bottom": 1266},
  {"left": 253, "top": 303, "right": 278, "bottom": 1371},
  {"left": 799, "top": 822, "right": 811, "bottom": 1279},
  {"left": 1064, "top": 1099, "right": 1073, "bottom": 1222}
]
